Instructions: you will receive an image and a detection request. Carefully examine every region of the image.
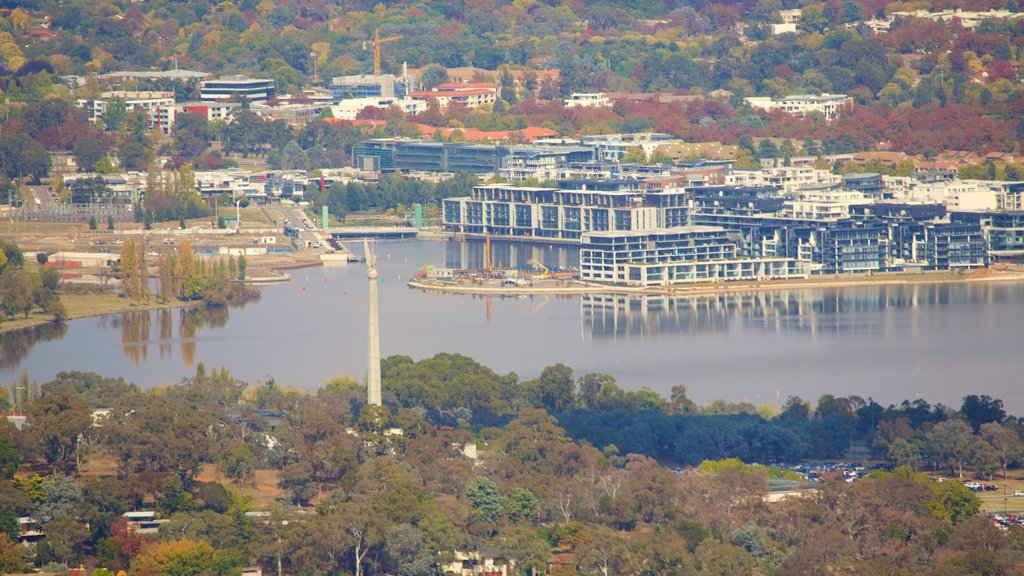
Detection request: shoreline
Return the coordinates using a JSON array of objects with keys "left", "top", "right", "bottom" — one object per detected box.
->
[
  {"left": 408, "top": 268, "right": 1024, "bottom": 298},
  {"left": 0, "top": 296, "right": 203, "bottom": 336}
]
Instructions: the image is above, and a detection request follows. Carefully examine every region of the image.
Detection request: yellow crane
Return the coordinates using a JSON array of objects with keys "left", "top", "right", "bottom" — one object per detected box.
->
[
  {"left": 363, "top": 29, "right": 403, "bottom": 76},
  {"left": 526, "top": 258, "right": 550, "bottom": 279}
]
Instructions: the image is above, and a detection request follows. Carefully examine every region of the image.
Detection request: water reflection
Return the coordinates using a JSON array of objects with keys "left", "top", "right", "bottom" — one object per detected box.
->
[
  {"left": 581, "top": 282, "right": 1009, "bottom": 341},
  {"left": 0, "top": 322, "right": 68, "bottom": 369},
  {"left": 118, "top": 310, "right": 151, "bottom": 365},
  {"left": 117, "top": 305, "right": 239, "bottom": 367}
]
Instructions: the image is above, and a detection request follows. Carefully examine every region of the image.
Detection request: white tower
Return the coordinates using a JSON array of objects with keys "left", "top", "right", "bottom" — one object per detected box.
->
[{"left": 364, "top": 239, "right": 382, "bottom": 405}]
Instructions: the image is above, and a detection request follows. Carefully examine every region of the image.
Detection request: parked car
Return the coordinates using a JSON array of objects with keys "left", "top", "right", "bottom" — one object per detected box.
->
[{"left": 1014, "top": 490, "right": 1024, "bottom": 497}]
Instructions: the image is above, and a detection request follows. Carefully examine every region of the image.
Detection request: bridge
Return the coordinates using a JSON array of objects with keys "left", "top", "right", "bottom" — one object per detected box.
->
[{"left": 327, "top": 227, "right": 419, "bottom": 240}]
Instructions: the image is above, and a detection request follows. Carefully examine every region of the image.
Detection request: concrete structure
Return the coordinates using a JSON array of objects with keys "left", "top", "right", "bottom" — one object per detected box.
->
[
  {"left": 201, "top": 75, "right": 275, "bottom": 103},
  {"left": 564, "top": 92, "right": 612, "bottom": 108},
  {"left": 745, "top": 93, "right": 852, "bottom": 121},
  {"left": 364, "top": 240, "right": 381, "bottom": 406},
  {"left": 330, "top": 73, "right": 416, "bottom": 101}
]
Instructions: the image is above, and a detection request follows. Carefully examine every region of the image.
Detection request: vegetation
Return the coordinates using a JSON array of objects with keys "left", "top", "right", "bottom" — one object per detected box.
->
[
  {"left": 1, "top": 356, "right": 1022, "bottom": 574},
  {"left": 0, "top": 240, "right": 66, "bottom": 326}
]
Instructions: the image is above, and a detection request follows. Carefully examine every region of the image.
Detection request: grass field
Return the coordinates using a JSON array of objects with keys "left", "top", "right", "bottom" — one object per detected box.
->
[{"left": 0, "top": 291, "right": 195, "bottom": 335}]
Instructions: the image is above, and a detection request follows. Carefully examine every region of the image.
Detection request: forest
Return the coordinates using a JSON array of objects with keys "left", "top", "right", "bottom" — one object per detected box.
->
[{"left": 1, "top": 355, "right": 1023, "bottom": 575}]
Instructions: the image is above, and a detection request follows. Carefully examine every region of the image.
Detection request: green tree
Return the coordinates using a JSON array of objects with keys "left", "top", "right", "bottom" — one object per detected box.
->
[
  {"left": 44, "top": 514, "right": 90, "bottom": 565},
  {"left": 466, "top": 476, "right": 505, "bottom": 524},
  {"left": 103, "top": 98, "right": 128, "bottom": 132},
  {"left": 71, "top": 136, "right": 107, "bottom": 172},
  {"left": 930, "top": 419, "right": 975, "bottom": 479},
  {"left": 0, "top": 436, "right": 19, "bottom": 480},
  {"left": 27, "top": 394, "right": 91, "bottom": 474}
]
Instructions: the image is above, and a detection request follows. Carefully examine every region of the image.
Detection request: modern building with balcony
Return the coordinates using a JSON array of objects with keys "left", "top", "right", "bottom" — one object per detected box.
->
[
  {"left": 442, "top": 182, "right": 689, "bottom": 241},
  {"left": 579, "top": 227, "right": 809, "bottom": 286}
]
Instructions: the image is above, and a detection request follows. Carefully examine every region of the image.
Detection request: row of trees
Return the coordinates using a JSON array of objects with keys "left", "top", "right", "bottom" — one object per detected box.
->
[
  {"left": 118, "top": 238, "right": 252, "bottom": 307},
  {"left": 0, "top": 241, "right": 65, "bottom": 324},
  {"left": 2, "top": 363, "right": 1020, "bottom": 575}
]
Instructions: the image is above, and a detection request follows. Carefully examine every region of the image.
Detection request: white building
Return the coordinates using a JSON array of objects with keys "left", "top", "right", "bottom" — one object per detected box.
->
[
  {"left": 785, "top": 185, "right": 868, "bottom": 220},
  {"left": 745, "top": 93, "right": 852, "bottom": 121},
  {"left": 764, "top": 166, "right": 841, "bottom": 195},
  {"left": 75, "top": 91, "right": 177, "bottom": 133},
  {"left": 178, "top": 101, "right": 240, "bottom": 123},
  {"left": 564, "top": 92, "right": 612, "bottom": 108},
  {"left": 328, "top": 97, "right": 427, "bottom": 120}
]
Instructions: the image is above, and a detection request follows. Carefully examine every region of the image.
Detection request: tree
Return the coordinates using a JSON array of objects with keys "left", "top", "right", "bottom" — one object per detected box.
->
[
  {"left": 72, "top": 136, "right": 107, "bottom": 172},
  {"left": 490, "top": 524, "right": 550, "bottom": 576},
  {"left": 386, "top": 523, "right": 434, "bottom": 576},
  {"left": 237, "top": 255, "right": 247, "bottom": 282},
  {"left": 506, "top": 487, "right": 539, "bottom": 523},
  {"left": 34, "top": 474, "right": 82, "bottom": 523},
  {"left": 0, "top": 534, "right": 25, "bottom": 574},
  {"left": 103, "top": 97, "right": 128, "bottom": 132},
  {"left": 930, "top": 420, "right": 975, "bottom": 479},
  {"left": 980, "top": 423, "right": 1023, "bottom": 480},
  {"left": 131, "top": 538, "right": 225, "bottom": 576},
  {"left": 961, "top": 395, "right": 1005, "bottom": 432},
  {"left": 27, "top": 393, "right": 91, "bottom": 474},
  {"left": 466, "top": 476, "right": 505, "bottom": 524},
  {"left": 175, "top": 242, "right": 203, "bottom": 300},
  {"left": 220, "top": 440, "right": 256, "bottom": 486},
  {"left": 533, "top": 364, "right": 575, "bottom": 414},
  {"left": 0, "top": 132, "right": 51, "bottom": 183},
  {"left": 0, "top": 436, "right": 18, "bottom": 480},
  {"left": 44, "top": 514, "right": 89, "bottom": 565}
]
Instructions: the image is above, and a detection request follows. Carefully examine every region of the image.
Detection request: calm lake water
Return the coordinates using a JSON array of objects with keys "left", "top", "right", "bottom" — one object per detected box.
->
[{"left": 3, "top": 239, "right": 1023, "bottom": 415}]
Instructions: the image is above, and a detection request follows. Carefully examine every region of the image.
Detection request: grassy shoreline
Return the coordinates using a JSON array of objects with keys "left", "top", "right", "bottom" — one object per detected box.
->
[{"left": 0, "top": 291, "right": 200, "bottom": 336}]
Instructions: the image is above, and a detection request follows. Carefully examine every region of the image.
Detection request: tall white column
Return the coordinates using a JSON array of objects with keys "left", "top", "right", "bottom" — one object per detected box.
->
[{"left": 365, "top": 240, "right": 381, "bottom": 405}]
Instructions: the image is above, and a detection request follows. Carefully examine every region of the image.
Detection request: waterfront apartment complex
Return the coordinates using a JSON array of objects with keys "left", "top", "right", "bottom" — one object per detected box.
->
[{"left": 442, "top": 180, "right": 990, "bottom": 286}]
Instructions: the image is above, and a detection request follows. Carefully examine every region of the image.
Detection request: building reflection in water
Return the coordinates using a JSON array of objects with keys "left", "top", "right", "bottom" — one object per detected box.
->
[{"left": 581, "top": 282, "right": 1010, "bottom": 341}]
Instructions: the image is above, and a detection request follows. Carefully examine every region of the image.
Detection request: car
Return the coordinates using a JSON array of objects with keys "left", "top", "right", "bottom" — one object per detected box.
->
[{"left": 1014, "top": 490, "right": 1024, "bottom": 497}]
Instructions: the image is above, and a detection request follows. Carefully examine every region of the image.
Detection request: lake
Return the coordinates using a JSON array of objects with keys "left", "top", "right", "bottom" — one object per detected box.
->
[{"left": 3, "top": 239, "right": 1023, "bottom": 415}]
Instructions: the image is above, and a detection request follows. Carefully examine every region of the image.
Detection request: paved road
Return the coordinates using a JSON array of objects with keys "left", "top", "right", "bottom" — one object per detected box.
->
[{"left": 263, "top": 204, "right": 332, "bottom": 253}]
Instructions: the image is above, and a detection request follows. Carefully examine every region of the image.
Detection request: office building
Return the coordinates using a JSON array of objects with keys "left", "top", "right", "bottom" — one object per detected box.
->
[{"left": 201, "top": 75, "right": 275, "bottom": 103}]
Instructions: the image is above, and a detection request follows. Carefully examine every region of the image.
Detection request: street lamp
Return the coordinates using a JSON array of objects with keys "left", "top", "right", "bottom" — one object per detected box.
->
[
  {"left": 1005, "top": 484, "right": 1009, "bottom": 515},
  {"left": 235, "top": 198, "right": 241, "bottom": 232}
]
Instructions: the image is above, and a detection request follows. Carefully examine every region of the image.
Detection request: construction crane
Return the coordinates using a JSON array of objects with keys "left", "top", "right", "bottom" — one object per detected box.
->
[
  {"left": 363, "top": 29, "right": 403, "bottom": 76},
  {"left": 526, "top": 258, "right": 550, "bottom": 279},
  {"left": 484, "top": 230, "right": 492, "bottom": 274}
]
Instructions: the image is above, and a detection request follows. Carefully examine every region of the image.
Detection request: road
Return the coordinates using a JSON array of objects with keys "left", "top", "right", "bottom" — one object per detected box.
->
[{"left": 262, "top": 203, "right": 332, "bottom": 253}]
